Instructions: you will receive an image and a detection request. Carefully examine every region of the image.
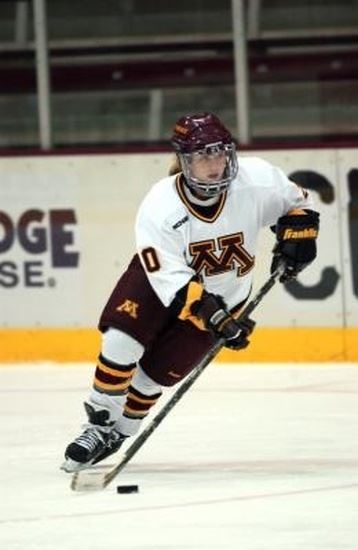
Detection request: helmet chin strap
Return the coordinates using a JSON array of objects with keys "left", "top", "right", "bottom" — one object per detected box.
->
[
  {"left": 183, "top": 180, "right": 221, "bottom": 205},
  {"left": 187, "top": 178, "right": 229, "bottom": 198}
]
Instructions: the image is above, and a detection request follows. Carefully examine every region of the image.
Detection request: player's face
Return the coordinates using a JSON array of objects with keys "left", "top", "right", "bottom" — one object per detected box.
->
[
  {"left": 189, "top": 149, "right": 227, "bottom": 183},
  {"left": 179, "top": 141, "right": 238, "bottom": 198}
]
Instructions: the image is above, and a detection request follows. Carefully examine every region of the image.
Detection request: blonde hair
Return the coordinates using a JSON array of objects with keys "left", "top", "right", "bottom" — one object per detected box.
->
[{"left": 168, "top": 155, "right": 182, "bottom": 176}]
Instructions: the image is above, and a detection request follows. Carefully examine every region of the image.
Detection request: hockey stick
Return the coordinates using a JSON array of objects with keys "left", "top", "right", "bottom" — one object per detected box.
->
[{"left": 71, "top": 268, "right": 281, "bottom": 491}]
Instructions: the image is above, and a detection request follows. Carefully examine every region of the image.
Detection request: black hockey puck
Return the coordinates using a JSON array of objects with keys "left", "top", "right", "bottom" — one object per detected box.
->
[{"left": 116, "top": 484, "right": 139, "bottom": 494}]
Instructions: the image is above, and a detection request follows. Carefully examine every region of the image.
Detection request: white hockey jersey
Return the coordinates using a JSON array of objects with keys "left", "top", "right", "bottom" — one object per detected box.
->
[{"left": 135, "top": 156, "right": 313, "bottom": 310}]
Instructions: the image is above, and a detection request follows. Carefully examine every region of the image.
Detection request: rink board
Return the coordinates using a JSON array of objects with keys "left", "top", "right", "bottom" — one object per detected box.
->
[
  {"left": 0, "top": 327, "right": 357, "bottom": 362},
  {"left": 0, "top": 148, "right": 357, "bottom": 363}
]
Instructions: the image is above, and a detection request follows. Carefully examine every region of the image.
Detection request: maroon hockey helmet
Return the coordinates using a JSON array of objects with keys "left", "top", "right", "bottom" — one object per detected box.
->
[
  {"left": 172, "top": 112, "right": 234, "bottom": 153},
  {"left": 171, "top": 112, "right": 238, "bottom": 197}
]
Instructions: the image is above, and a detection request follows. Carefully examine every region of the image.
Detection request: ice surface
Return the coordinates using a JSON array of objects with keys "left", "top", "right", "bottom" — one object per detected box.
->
[{"left": 0, "top": 363, "right": 357, "bottom": 550}]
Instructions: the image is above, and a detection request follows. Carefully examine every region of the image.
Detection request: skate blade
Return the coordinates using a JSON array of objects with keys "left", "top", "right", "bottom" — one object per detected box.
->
[{"left": 61, "top": 458, "right": 93, "bottom": 474}]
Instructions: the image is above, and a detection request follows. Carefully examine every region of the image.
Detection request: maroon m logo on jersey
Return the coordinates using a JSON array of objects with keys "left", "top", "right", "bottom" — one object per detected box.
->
[{"left": 189, "top": 232, "right": 254, "bottom": 277}]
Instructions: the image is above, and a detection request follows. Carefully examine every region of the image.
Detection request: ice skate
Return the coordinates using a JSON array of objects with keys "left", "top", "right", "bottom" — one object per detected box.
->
[{"left": 62, "top": 402, "right": 127, "bottom": 473}]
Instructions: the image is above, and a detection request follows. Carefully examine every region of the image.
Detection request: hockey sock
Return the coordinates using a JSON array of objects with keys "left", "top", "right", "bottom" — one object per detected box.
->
[
  {"left": 93, "top": 353, "right": 136, "bottom": 396},
  {"left": 118, "top": 386, "right": 162, "bottom": 436}
]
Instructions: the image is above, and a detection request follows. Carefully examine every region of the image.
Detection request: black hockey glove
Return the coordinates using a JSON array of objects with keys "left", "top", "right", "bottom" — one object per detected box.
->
[
  {"left": 271, "top": 209, "right": 319, "bottom": 282},
  {"left": 191, "top": 292, "right": 256, "bottom": 350}
]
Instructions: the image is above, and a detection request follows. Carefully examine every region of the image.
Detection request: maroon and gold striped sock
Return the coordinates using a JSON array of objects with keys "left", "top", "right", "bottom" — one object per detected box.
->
[
  {"left": 93, "top": 353, "right": 136, "bottom": 396},
  {"left": 123, "top": 386, "right": 162, "bottom": 420}
]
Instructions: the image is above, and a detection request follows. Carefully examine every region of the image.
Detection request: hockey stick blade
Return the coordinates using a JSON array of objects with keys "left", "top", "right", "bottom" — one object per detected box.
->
[
  {"left": 71, "top": 466, "right": 113, "bottom": 491},
  {"left": 71, "top": 269, "right": 281, "bottom": 492}
]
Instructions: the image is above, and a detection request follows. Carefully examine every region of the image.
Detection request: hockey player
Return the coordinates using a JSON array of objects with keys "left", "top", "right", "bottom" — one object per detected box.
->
[{"left": 62, "top": 112, "right": 319, "bottom": 473}]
